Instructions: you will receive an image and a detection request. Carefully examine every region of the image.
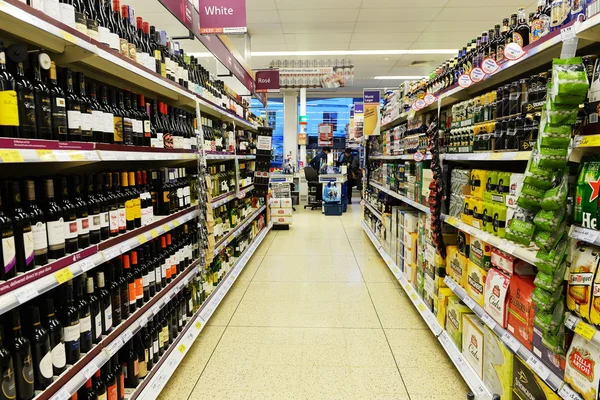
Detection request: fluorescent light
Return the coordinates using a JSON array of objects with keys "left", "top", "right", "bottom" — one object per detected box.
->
[
  {"left": 251, "top": 49, "right": 457, "bottom": 57},
  {"left": 374, "top": 76, "right": 427, "bottom": 80}
]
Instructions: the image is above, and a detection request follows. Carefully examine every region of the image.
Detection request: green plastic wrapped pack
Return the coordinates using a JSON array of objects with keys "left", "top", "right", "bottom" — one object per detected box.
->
[
  {"left": 551, "top": 57, "right": 590, "bottom": 105},
  {"left": 538, "top": 113, "right": 572, "bottom": 148},
  {"left": 534, "top": 260, "right": 567, "bottom": 292},
  {"left": 536, "top": 146, "right": 569, "bottom": 169},
  {"left": 536, "top": 239, "right": 567, "bottom": 275},
  {"left": 497, "top": 171, "right": 511, "bottom": 194},
  {"left": 517, "top": 192, "right": 542, "bottom": 210},
  {"left": 532, "top": 285, "right": 562, "bottom": 311},
  {"left": 533, "top": 220, "right": 567, "bottom": 251},
  {"left": 540, "top": 169, "right": 569, "bottom": 211},
  {"left": 524, "top": 149, "right": 558, "bottom": 189},
  {"left": 534, "top": 207, "right": 565, "bottom": 232},
  {"left": 542, "top": 322, "right": 566, "bottom": 356},
  {"left": 505, "top": 207, "right": 536, "bottom": 245},
  {"left": 534, "top": 300, "right": 565, "bottom": 336},
  {"left": 544, "top": 99, "right": 580, "bottom": 125}
]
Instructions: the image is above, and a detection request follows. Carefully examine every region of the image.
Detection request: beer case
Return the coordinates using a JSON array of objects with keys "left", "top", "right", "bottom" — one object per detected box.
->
[
  {"left": 462, "top": 195, "right": 474, "bottom": 226},
  {"left": 470, "top": 169, "right": 488, "bottom": 200},
  {"left": 491, "top": 248, "right": 536, "bottom": 276},
  {"left": 564, "top": 333, "right": 600, "bottom": 400},
  {"left": 492, "top": 202, "right": 508, "bottom": 238},
  {"left": 482, "top": 199, "right": 494, "bottom": 233},
  {"left": 484, "top": 268, "right": 511, "bottom": 328},
  {"left": 507, "top": 275, "right": 536, "bottom": 351},
  {"left": 469, "top": 236, "right": 492, "bottom": 269},
  {"left": 436, "top": 289, "right": 456, "bottom": 329},
  {"left": 471, "top": 198, "right": 484, "bottom": 230},
  {"left": 446, "top": 297, "right": 474, "bottom": 352},
  {"left": 512, "top": 355, "right": 561, "bottom": 400},
  {"left": 566, "top": 244, "right": 600, "bottom": 322},
  {"left": 466, "top": 261, "right": 487, "bottom": 307},
  {"left": 484, "top": 326, "right": 513, "bottom": 400},
  {"left": 575, "top": 157, "right": 600, "bottom": 230},
  {"left": 462, "top": 314, "right": 485, "bottom": 379},
  {"left": 447, "top": 246, "right": 467, "bottom": 288}
]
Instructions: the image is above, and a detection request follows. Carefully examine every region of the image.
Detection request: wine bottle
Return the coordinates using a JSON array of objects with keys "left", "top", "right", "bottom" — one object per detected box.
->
[
  {"left": 28, "top": 306, "right": 52, "bottom": 390},
  {"left": 142, "top": 323, "right": 153, "bottom": 371},
  {"left": 112, "top": 173, "right": 126, "bottom": 234},
  {"left": 0, "top": 42, "right": 19, "bottom": 139},
  {"left": 123, "top": 339, "right": 138, "bottom": 388},
  {"left": 84, "top": 0, "right": 98, "bottom": 42},
  {"left": 89, "top": 80, "right": 104, "bottom": 143},
  {"left": 96, "top": 270, "right": 112, "bottom": 335},
  {"left": 120, "top": 172, "right": 134, "bottom": 231},
  {"left": 131, "top": 248, "right": 143, "bottom": 308},
  {"left": 0, "top": 190, "right": 16, "bottom": 282},
  {"left": 61, "top": 281, "right": 80, "bottom": 365},
  {"left": 133, "top": 332, "right": 146, "bottom": 379},
  {"left": 30, "top": 53, "right": 52, "bottom": 140},
  {"left": 123, "top": 254, "right": 136, "bottom": 315},
  {"left": 64, "top": 69, "right": 82, "bottom": 142},
  {"left": 56, "top": 177, "right": 78, "bottom": 255},
  {"left": 76, "top": 73, "right": 93, "bottom": 142},
  {"left": 69, "top": 176, "right": 90, "bottom": 249},
  {"left": 103, "top": 359, "right": 115, "bottom": 400},
  {"left": 99, "top": 86, "right": 114, "bottom": 144},
  {"left": 110, "top": 89, "right": 123, "bottom": 145},
  {"left": 106, "top": 261, "right": 121, "bottom": 327},
  {"left": 0, "top": 326, "right": 16, "bottom": 400},
  {"left": 85, "top": 175, "right": 101, "bottom": 245},
  {"left": 73, "top": 0, "right": 88, "bottom": 35},
  {"left": 23, "top": 180, "right": 48, "bottom": 266},
  {"left": 128, "top": 171, "right": 141, "bottom": 228},
  {"left": 43, "top": 179, "right": 65, "bottom": 262},
  {"left": 116, "top": 256, "right": 129, "bottom": 321},
  {"left": 13, "top": 61, "right": 36, "bottom": 139},
  {"left": 42, "top": 297, "right": 66, "bottom": 376},
  {"left": 83, "top": 377, "right": 97, "bottom": 400},
  {"left": 150, "top": 319, "right": 158, "bottom": 364},
  {"left": 74, "top": 277, "right": 92, "bottom": 353},
  {"left": 8, "top": 310, "right": 34, "bottom": 400},
  {"left": 104, "top": 173, "right": 118, "bottom": 238},
  {"left": 93, "top": 174, "right": 109, "bottom": 241},
  {"left": 86, "top": 276, "right": 102, "bottom": 345},
  {"left": 112, "top": 353, "right": 124, "bottom": 400},
  {"left": 4, "top": 181, "right": 35, "bottom": 274},
  {"left": 47, "top": 61, "right": 67, "bottom": 141},
  {"left": 130, "top": 93, "right": 142, "bottom": 147},
  {"left": 120, "top": 92, "right": 133, "bottom": 146}
]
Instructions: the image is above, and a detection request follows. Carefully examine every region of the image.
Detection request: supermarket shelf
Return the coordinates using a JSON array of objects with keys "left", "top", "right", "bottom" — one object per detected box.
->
[
  {"left": 442, "top": 151, "right": 532, "bottom": 162},
  {"left": 195, "top": 97, "right": 258, "bottom": 131},
  {"left": 0, "top": 206, "right": 199, "bottom": 316},
  {"left": 568, "top": 224, "right": 600, "bottom": 246},
  {"left": 364, "top": 203, "right": 383, "bottom": 222},
  {"left": 444, "top": 276, "right": 580, "bottom": 399},
  {"left": 211, "top": 185, "right": 254, "bottom": 209},
  {"left": 441, "top": 214, "right": 538, "bottom": 265},
  {"left": 564, "top": 312, "right": 600, "bottom": 348},
  {"left": 46, "top": 259, "right": 202, "bottom": 400},
  {"left": 205, "top": 153, "right": 237, "bottom": 161},
  {"left": 213, "top": 205, "right": 266, "bottom": 256},
  {"left": 130, "top": 224, "right": 272, "bottom": 400},
  {"left": 369, "top": 181, "right": 430, "bottom": 214},
  {"left": 236, "top": 154, "right": 257, "bottom": 160},
  {"left": 369, "top": 154, "right": 433, "bottom": 161},
  {"left": 361, "top": 221, "right": 490, "bottom": 397},
  {"left": 381, "top": 113, "right": 409, "bottom": 131}
]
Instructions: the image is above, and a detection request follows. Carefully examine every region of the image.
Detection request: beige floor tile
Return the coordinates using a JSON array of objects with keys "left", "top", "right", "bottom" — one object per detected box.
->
[
  {"left": 207, "top": 279, "right": 251, "bottom": 326},
  {"left": 385, "top": 328, "right": 454, "bottom": 369},
  {"left": 355, "top": 256, "right": 397, "bottom": 283},
  {"left": 349, "top": 366, "right": 410, "bottom": 397},
  {"left": 367, "top": 282, "right": 428, "bottom": 329},
  {"left": 236, "top": 254, "right": 264, "bottom": 282},
  {"left": 253, "top": 231, "right": 277, "bottom": 256},
  {"left": 157, "top": 325, "right": 226, "bottom": 400},
  {"left": 253, "top": 255, "right": 363, "bottom": 283},
  {"left": 399, "top": 364, "right": 469, "bottom": 397}
]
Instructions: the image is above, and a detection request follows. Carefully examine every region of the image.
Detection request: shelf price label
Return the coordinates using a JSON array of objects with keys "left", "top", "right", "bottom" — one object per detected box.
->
[
  {"left": 150, "top": 229, "right": 159, "bottom": 238},
  {"left": 80, "top": 361, "right": 98, "bottom": 380},
  {"left": 50, "top": 388, "right": 71, "bottom": 400},
  {"left": 78, "top": 258, "right": 95, "bottom": 273},
  {"left": 54, "top": 268, "right": 74, "bottom": 284},
  {"left": 526, "top": 355, "right": 551, "bottom": 381},
  {"left": 462, "top": 296, "right": 476, "bottom": 310},
  {"left": 458, "top": 74, "right": 473, "bottom": 88},
  {"left": 137, "top": 234, "right": 147, "bottom": 244},
  {"left": 195, "top": 321, "right": 202, "bottom": 330},
  {"left": 0, "top": 150, "right": 23, "bottom": 163},
  {"left": 481, "top": 313, "right": 497, "bottom": 330},
  {"left": 565, "top": 314, "right": 579, "bottom": 330},
  {"left": 571, "top": 226, "right": 600, "bottom": 243},
  {"left": 504, "top": 42, "right": 527, "bottom": 61},
  {"left": 559, "top": 384, "right": 583, "bottom": 400},
  {"left": 481, "top": 58, "right": 500, "bottom": 74},
  {"left": 178, "top": 344, "right": 186, "bottom": 353},
  {"left": 14, "top": 285, "right": 39, "bottom": 305},
  {"left": 470, "top": 67, "right": 486, "bottom": 83},
  {"left": 36, "top": 149, "right": 57, "bottom": 161},
  {"left": 501, "top": 332, "right": 522, "bottom": 353},
  {"left": 574, "top": 321, "right": 597, "bottom": 341}
]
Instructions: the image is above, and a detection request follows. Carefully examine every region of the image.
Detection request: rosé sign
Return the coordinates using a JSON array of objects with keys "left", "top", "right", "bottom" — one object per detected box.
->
[{"left": 199, "top": 0, "right": 247, "bottom": 34}]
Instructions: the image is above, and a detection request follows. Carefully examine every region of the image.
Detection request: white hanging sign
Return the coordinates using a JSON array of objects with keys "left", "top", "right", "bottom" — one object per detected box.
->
[
  {"left": 504, "top": 42, "right": 527, "bottom": 61},
  {"left": 470, "top": 67, "right": 486, "bottom": 83},
  {"left": 458, "top": 74, "right": 472, "bottom": 88},
  {"left": 481, "top": 58, "right": 500, "bottom": 74}
]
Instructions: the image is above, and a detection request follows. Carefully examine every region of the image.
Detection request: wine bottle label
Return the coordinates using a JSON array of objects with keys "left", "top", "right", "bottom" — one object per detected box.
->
[
  {"left": 133, "top": 120, "right": 143, "bottom": 134},
  {"left": 2, "top": 359, "right": 16, "bottom": 399},
  {"left": 98, "top": 391, "right": 108, "bottom": 400},
  {"left": 109, "top": 33, "right": 121, "bottom": 51},
  {"left": 133, "top": 198, "right": 141, "bottom": 220},
  {"left": 90, "top": 214, "right": 101, "bottom": 232},
  {"left": 153, "top": 340, "right": 159, "bottom": 355},
  {"left": 100, "top": 211, "right": 109, "bottom": 228},
  {"left": 104, "top": 305, "right": 113, "bottom": 331},
  {"left": 64, "top": 218, "right": 78, "bottom": 240},
  {"left": 125, "top": 199, "right": 134, "bottom": 222},
  {"left": 47, "top": 219, "right": 65, "bottom": 249},
  {"left": 75, "top": 11, "right": 87, "bottom": 34},
  {"left": 39, "top": 351, "right": 53, "bottom": 379},
  {"left": 59, "top": 3, "right": 76, "bottom": 28},
  {"left": 77, "top": 216, "right": 89, "bottom": 235},
  {"left": 142, "top": 272, "right": 149, "bottom": 287},
  {"left": 23, "top": 230, "right": 34, "bottom": 265},
  {"left": 43, "top": 0, "right": 61, "bottom": 21},
  {"left": 2, "top": 235, "right": 16, "bottom": 275},
  {"left": 109, "top": 209, "right": 119, "bottom": 233},
  {"left": 128, "top": 282, "right": 136, "bottom": 304},
  {"left": 64, "top": 324, "right": 80, "bottom": 342},
  {"left": 94, "top": 312, "right": 102, "bottom": 340},
  {"left": 161, "top": 262, "right": 167, "bottom": 279},
  {"left": 23, "top": 355, "right": 34, "bottom": 384},
  {"left": 144, "top": 121, "right": 151, "bottom": 137},
  {"left": 67, "top": 110, "right": 81, "bottom": 130},
  {"left": 113, "top": 116, "right": 123, "bottom": 143},
  {"left": 0, "top": 90, "right": 19, "bottom": 127},
  {"left": 135, "top": 278, "right": 142, "bottom": 299},
  {"left": 123, "top": 117, "right": 133, "bottom": 144},
  {"left": 81, "top": 111, "right": 92, "bottom": 134},
  {"left": 107, "top": 384, "right": 117, "bottom": 400},
  {"left": 98, "top": 26, "right": 111, "bottom": 46},
  {"left": 118, "top": 207, "right": 126, "bottom": 230},
  {"left": 86, "top": 19, "right": 99, "bottom": 41},
  {"left": 79, "top": 315, "right": 92, "bottom": 334},
  {"left": 91, "top": 110, "right": 104, "bottom": 133},
  {"left": 51, "top": 342, "right": 66, "bottom": 370}
]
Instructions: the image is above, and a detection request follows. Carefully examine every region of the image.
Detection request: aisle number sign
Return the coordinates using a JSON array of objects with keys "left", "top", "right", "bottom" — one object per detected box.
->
[{"left": 363, "top": 91, "right": 380, "bottom": 137}]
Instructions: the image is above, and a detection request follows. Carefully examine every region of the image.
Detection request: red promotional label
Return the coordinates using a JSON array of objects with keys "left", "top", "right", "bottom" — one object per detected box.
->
[
  {"left": 504, "top": 42, "right": 527, "bottom": 61},
  {"left": 481, "top": 58, "right": 500, "bottom": 74},
  {"left": 470, "top": 67, "right": 486, "bottom": 83},
  {"left": 415, "top": 99, "right": 426, "bottom": 109},
  {"left": 413, "top": 152, "right": 425, "bottom": 162},
  {"left": 424, "top": 93, "right": 436, "bottom": 105},
  {"left": 458, "top": 74, "right": 473, "bottom": 88}
]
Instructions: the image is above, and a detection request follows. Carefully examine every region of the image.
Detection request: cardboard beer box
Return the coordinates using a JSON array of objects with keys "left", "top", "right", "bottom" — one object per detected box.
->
[
  {"left": 446, "top": 246, "right": 467, "bottom": 288},
  {"left": 567, "top": 244, "right": 600, "bottom": 322},
  {"left": 403, "top": 212, "right": 419, "bottom": 232},
  {"left": 512, "top": 355, "right": 561, "bottom": 400},
  {"left": 564, "top": 333, "right": 600, "bottom": 400},
  {"left": 491, "top": 248, "right": 536, "bottom": 276},
  {"left": 575, "top": 157, "right": 600, "bottom": 230},
  {"left": 466, "top": 261, "right": 487, "bottom": 307},
  {"left": 462, "top": 314, "right": 485, "bottom": 379},
  {"left": 507, "top": 275, "right": 536, "bottom": 351},
  {"left": 470, "top": 169, "right": 489, "bottom": 200},
  {"left": 437, "top": 289, "right": 456, "bottom": 329},
  {"left": 469, "top": 236, "right": 492, "bottom": 269},
  {"left": 532, "top": 325, "right": 566, "bottom": 379},
  {"left": 484, "top": 326, "right": 513, "bottom": 400},
  {"left": 446, "top": 297, "right": 474, "bottom": 352},
  {"left": 484, "top": 267, "right": 510, "bottom": 328}
]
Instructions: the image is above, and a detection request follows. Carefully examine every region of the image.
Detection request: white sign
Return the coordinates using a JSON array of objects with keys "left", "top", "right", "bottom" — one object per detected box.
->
[
  {"left": 504, "top": 42, "right": 527, "bottom": 61},
  {"left": 470, "top": 67, "right": 486, "bottom": 83},
  {"left": 458, "top": 74, "right": 472, "bottom": 88},
  {"left": 481, "top": 58, "right": 500, "bottom": 74},
  {"left": 256, "top": 136, "right": 272, "bottom": 151}
]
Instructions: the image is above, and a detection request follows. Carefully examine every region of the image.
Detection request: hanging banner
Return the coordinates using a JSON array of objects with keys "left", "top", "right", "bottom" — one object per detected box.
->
[
  {"left": 354, "top": 102, "right": 364, "bottom": 139},
  {"left": 318, "top": 124, "right": 334, "bottom": 147},
  {"left": 198, "top": 0, "right": 247, "bottom": 34},
  {"left": 363, "top": 91, "right": 380, "bottom": 137},
  {"left": 255, "top": 70, "right": 280, "bottom": 93}
]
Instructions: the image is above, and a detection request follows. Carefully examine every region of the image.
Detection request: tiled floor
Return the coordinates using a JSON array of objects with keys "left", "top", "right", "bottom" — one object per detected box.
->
[{"left": 159, "top": 205, "right": 469, "bottom": 400}]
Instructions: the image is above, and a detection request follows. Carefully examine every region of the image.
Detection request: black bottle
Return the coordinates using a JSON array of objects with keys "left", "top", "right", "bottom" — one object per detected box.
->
[
  {"left": 23, "top": 180, "right": 48, "bottom": 266},
  {"left": 42, "top": 297, "right": 66, "bottom": 376},
  {"left": 61, "top": 281, "right": 81, "bottom": 365},
  {"left": 28, "top": 306, "right": 52, "bottom": 390},
  {"left": 14, "top": 61, "right": 37, "bottom": 139},
  {"left": 123, "top": 340, "right": 138, "bottom": 388},
  {"left": 0, "top": 327, "right": 16, "bottom": 400},
  {"left": 85, "top": 175, "right": 101, "bottom": 245},
  {"left": 69, "top": 176, "right": 90, "bottom": 250},
  {"left": 8, "top": 310, "right": 34, "bottom": 400},
  {"left": 56, "top": 177, "right": 79, "bottom": 255},
  {"left": 95, "top": 174, "right": 110, "bottom": 241},
  {"left": 116, "top": 256, "right": 129, "bottom": 321},
  {"left": 4, "top": 181, "right": 35, "bottom": 274},
  {"left": 42, "top": 179, "right": 66, "bottom": 262},
  {"left": 0, "top": 192, "right": 15, "bottom": 282},
  {"left": 75, "top": 277, "right": 92, "bottom": 353},
  {"left": 106, "top": 262, "right": 121, "bottom": 328},
  {"left": 30, "top": 54, "right": 52, "bottom": 140},
  {"left": 85, "top": 277, "right": 102, "bottom": 345},
  {"left": 96, "top": 270, "right": 113, "bottom": 335},
  {"left": 64, "top": 68, "right": 82, "bottom": 142},
  {"left": 0, "top": 41, "right": 19, "bottom": 139}
]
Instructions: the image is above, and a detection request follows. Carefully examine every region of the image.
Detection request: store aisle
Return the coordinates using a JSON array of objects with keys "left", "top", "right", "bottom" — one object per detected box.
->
[{"left": 159, "top": 205, "right": 469, "bottom": 400}]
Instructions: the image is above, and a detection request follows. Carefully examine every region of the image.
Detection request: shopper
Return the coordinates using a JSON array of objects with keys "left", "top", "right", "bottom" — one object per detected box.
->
[
  {"left": 309, "top": 147, "right": 331, "bottom": 174},
  {"left": 339, "top": 148, "right": 361, "bottom": 204}
]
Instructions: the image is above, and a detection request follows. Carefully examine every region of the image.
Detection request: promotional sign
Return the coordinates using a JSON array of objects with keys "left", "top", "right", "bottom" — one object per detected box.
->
[
  {"left": 318, "top": 124, "right": 334, "bottom": 147},
  {"left": 198, "top": 0, "right": 247, "bottom": 34},
  {"left": 277, "top": 65, "right": 354, "bottom": 89},
  {"left": 363, "top": 91, "right": 381, "bottom": 137},
  {"left": 298, "top": 133, "right": 307, "bottom": 146},
  {"left": 255, "top": 70, "right": 280, "bottom": 93},
  {"left": 354, "top": 102, "right": 364, "bottom": 139}
]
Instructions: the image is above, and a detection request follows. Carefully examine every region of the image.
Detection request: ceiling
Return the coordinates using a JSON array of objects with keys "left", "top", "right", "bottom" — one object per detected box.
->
[{"left": 128, "top": 0, "right": 538, "bottom": 96}]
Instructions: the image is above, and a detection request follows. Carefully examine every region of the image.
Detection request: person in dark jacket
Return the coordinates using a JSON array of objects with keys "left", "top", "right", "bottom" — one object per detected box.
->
[
  {"left": 309, "top": 147, "right": 331, "bottom": 173},
  {"left": 338, "top": 148, "right": 362, "bottom": 204}
]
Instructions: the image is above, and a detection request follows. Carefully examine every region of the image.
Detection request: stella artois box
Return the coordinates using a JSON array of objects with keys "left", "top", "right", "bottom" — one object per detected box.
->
[
  {"left": 565, "top": 334, "right": 600, "bottom": 400},
  {"left": 507, "top": 275, "right": 535, "bottom": 351},
  {"left": 466, "top": 261, "right": 487, "bottom": 307},
  {"left": 567, "top": 244, "right": 600, "bottom": 322},
  {"left": 462, "top": 314, "right": 485, "bottom": 379},
  {"left": 484, "top": 268, "right": 510, "bottom": 328}
]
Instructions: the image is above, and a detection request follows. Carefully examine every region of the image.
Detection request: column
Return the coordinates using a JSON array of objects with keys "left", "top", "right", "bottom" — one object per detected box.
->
[
  {"left": 283, "top": 90, "right": 298, "bottom": 170},
  {"left": 298, "top": 88, "right": 307, "bottom": 168}
]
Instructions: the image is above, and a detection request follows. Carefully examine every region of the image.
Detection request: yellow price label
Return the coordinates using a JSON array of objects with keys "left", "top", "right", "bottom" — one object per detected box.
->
[
  {"left": 579, "top": 135, "right": 600, "bottom": 148},
  {"left": 60, "top": 31, "right": 76, "bottom": 44},
  {"left": 417, "top": 303, "right": 426, "bottom": 312},
  {"left": 195, "top": 321, "right": 202, "bottom": 330},
  {"left": 150, "top": 230, "right": 159, "bottom": 238},
  {"left": 410, "top": 293, "right": 418, "bottom": 301},
  {"left": 69, "top": 152, "right": 85, "bottom": 161},
  {"left": 173, "top": 220, "right": 180, "bottom": 227},
  {"left": 575, "top": 321, "right": 597, "bottom": 341},
  {"left": 54, "top": 267, "right": 74, "bottom": 284},
  {"left": 490, "top": 153, "right": 503, "bottom": 160},
  {"left": 163, "top": 224, "right": 170, "bottom": 232},
  {"left": 36, "top": 149, "right": 57, "bottom": 162},
  {"left": 0, "top": 150, "right": 23, "bottom": 163},
  {"left": 178, "top": 344, "right": 186, "bottom": 353},
  {"left": 137, "top": 234, "right": 147, "bottom": 244},
  {"left": 446, "top": 217, "right": 458, "bottom": 226}
]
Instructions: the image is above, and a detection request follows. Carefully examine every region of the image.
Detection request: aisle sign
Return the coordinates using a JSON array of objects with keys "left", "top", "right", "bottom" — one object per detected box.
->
[
  {"left": 363, "top": 91, "right": 381, "bottom": 137},
  {"left": 318, "top": 124, "right": 334, "bottom": 147},
  {"left": 199, "top": 0, "right": 247, "bottom": 34},
  {"left": 255, "top": 70, "right": 280, "bottom": 93},
  {"left": 354, "top": 103, "right": 364, "bottom": 139}
]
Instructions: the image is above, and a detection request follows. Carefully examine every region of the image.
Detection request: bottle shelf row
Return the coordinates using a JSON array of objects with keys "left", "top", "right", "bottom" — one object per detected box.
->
[
  {"left": 211, "top": 185, "right": 255, "bottom": 209},
  {"left": 369, "top": 154, "right": 432, "bottom": 161},
  {"left": 361, "top": 221, "right": 490, "bottom": 398},
  {"left": 45, "top": 256, "right": 202, "bottom": 400},
  {"left": 0, "top": 0, "right": 259, "bottom": 131},
  {"left": 364, "top": 202, "right": 382, "bottom": 222},
  {"left": 369, "top": 152, "right": 532, "bottom": 162},
  {"left": 443, "top": 276, "right": 582, "bottom": 400},
  {"left": 213, "top": 205, "right": 266, "bottom": 256},
  {"left": 368, "top": 181, "right": 430, "bottom": 214},
  {"left": 205, "top": 153, "right": 256, "bottom": 161},
  {"left": 380, "top": 11, "right": 600, "bottom": 131},
  {"left": 0, "top": 205, "right": 199, "bottom": 316},
  {"left": 126, "top": 224, "right": 272, "bottom": 400},
  {"left": 441, "top": 214, "right": 538, "bottom": 265}
]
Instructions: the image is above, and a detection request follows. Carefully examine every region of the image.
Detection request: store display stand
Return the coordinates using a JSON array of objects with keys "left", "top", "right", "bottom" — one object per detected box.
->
[{"left": 269, "top": 173, "right": 294, "bottom": 230}]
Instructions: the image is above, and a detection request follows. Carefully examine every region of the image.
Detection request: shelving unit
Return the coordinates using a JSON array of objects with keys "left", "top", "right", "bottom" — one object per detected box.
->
[
  {"left": 213, "top": 205, "right": 267, "bottom": 256},
  {"left": 369, "top": 154, "right": 432, "bottom": 161},
  {"left": 125, "top": 224, "right": 272, "bottom": 400},
  {"left": 369, "top": 181, "right": 430, "bottom": 214},
  {"left": 364, "top": 203, "right": 382, "bottom": 222},
  {"left": 361, "top": 221, "right": 490, "bottom": 398},
  {"left": 442, "top": 151, "right": 532, "bottom": 162}
]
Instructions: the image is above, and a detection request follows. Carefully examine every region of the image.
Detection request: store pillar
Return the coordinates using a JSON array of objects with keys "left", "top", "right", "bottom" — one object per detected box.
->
[
  {"left": 283, "top": 90, "right": 298, "bottom": 170},
  {"left": 299, "top": 88, "right": 307, "bottom": 168}
]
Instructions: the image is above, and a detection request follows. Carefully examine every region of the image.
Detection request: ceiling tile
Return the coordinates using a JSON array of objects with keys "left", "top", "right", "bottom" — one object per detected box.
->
[
  {"left": 246, "top": 0, "right": 277, "bottom": 10},
  {"left": 410, "top": 41, "right": 462, "bottom": 51},
  {"left": 362, "top": 0, "right": 450, "bottom": 7},
  {"left": 358, "top": 8, "right": 442, "bottom": 22},
  {"left": 286, "top": 42, "right": 350, "bottom": 51},
  {"left": 354, "top": 66, "right": 395, "bottom": 78},
  {"left": 251, "top": 34, "right": 288, "bottom": 45},
  {"left": 417, "top": 31, "right": 479, "bottom": 42},
  {"left": 250, "top": 43, "right": 286, "bottom": 52},
  {"left": 348, "top": 41, "right": 415, "bottom": 50},
  {"left": 350, "top": 33, "right": 422, "bottom": 43},
  {"left": 247, "top": 10, "right": 281, "bottom": 23},
  {"left": 353, "top": 21, "right": 426, "bottom": 33},
  {"left": 278, "top": 9, "right": 359, "bottom": 23},
  {"left": 426, "top": 20, "right": 498, "bottom": 32},
  {"left": 434, "top": 7, "right": 523, "bottom": 21},
  {"left": 276, "top": 0, "right": 362, "bottom": 9},
  {"left": 388, "top": 66, "right": 434, "bottom": 76},
  {"left": 282, "top": 22, "right": 357, "bottom": 34},
  {"left": 248, "top": 23, "right": 284, "bottom": 34},
  {"left": 350, "top": 54, "right": 404, "bottom": 61},
  {"left": 445, "top": 0, "right": 534, "bottom": 6},
  {"left": 291, "top": 33, "right": 354, "bottom": 44}
]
